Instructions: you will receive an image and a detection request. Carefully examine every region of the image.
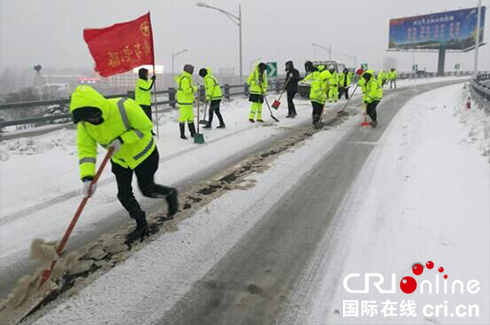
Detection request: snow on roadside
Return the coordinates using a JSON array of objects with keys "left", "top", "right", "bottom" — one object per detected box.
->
[
  {"left": 454, "top": 85, "right": 490, "bottom": 160},
  {"left": 289, "top": 83, "right": 490, "bottom": 324},
  {"left": 32, "top": 110, "right": 360, "bottom": 325}
]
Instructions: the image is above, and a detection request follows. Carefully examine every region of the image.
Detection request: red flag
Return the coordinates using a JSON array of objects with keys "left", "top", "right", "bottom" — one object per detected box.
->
[{"left": 83, "top": 13, "right": 155, "bottom": 77}]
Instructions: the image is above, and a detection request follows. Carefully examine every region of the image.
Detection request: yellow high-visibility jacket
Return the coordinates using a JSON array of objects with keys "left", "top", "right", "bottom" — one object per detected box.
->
[
  {"left": 70, "top": 86, "right": 155, "bottom": 179},
  {"left": 247, "top": 64, "right": 268, "bottom": 95},
  {"left": 135, "top": 78, "right": 153, "bottom": 106},
  {"left": 175, "top": 71, "right": 197, "bottom": 107},
  {"left": 203, "top": 68, "right": 223, "bottom": 101}
]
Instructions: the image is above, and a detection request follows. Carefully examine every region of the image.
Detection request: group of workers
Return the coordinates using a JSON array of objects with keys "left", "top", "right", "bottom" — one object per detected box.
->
[{"left": 67, "top": 60, "right": 398, "bottom": 243}]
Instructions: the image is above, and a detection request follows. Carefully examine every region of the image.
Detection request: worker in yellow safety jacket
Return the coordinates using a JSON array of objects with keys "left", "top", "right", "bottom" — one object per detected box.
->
[
  {"left": 70, "top": 85, "right": 179, "bottom": 242},
  {"left": 300, "top": 61, "right": 329, "bottom": 128},
  {"left": 377, "top": 70, "right": 387, "bottom": 87},
  {"left": 199, "top": 68, "right": 225, "bottom": 128},
  {"left": 338, "top": 68, "right": 352, "bottom": 100},
  {"left": 387, "top": 68, "right": 397, "bottom": 89},
  {"left": 135, "top": 68, "right": 156, "bottom": 120},
  {"left": 362, "top": 70, "right": 383, "bottom": 127},
  {"left": 247, "top": 62, "right": 268, "bottom": 123},
  {"left": 327, "top": 65, "right": 339, "bottom": 103},
  {"left": 175, "top": 64, "right": 198, "bottom": 139}
]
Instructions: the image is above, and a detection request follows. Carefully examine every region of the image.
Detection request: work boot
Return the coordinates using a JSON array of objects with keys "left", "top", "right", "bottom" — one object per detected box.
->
[
  {"left": 249, "top": 119, "right": 255, "bottom": 123},
  {"left": 188, "top": 123, "right": 197, "bottom": 138},
  {"left": 166, "top": 187, "right": 179, "bottom": 216},
  {"left": 257, "top": 119, "right": 265, "bottom": 123},
  {"left": 179, "top": 123, "right": 187, "bottom": 140},
  {"left": 217, "top": 123, "right": 226, "bottom": 129},
  {"left": 370, "top": 120, "right": 378, "bottom": 128},
  {"left": 286, "top": 114, "right": 292, "bottom": 118},
  {"left": 312, "top": 115, "right": 320, "bottom": 126},
  {"left": 291, "top": 113, "right": 297, "bottom": 118},
  {"left": 126, "top": 210, "right": 149, "bottom": 244},
  {"left": 203, "top": 122, "right": 212, "bottom": 129}
]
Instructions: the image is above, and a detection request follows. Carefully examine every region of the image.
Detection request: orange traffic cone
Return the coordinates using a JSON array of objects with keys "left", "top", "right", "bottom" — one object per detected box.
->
[{"left": 466, "top": 97, "right": 471, "bottom": 109}]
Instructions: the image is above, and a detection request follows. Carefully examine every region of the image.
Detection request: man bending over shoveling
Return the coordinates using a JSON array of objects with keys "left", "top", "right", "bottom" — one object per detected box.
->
[{"left": 70, "top": 85, "right": 179, "bottom": 242}]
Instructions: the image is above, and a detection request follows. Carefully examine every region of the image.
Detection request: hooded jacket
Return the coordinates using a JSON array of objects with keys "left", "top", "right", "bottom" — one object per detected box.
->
[
  {"left": 285, "top": 61, "right": 300, "bottom": 92},
  {"left": 175, "top": 71, "right": 197, "bottom": 106},
  {"left": 203, "top": 68, "right": 223, "bottom": 101},
  {"left": 70, "top": 86, "right": 155, "bottom": 179},
  {"left": 135, "top": 78, "right": 154, "bottom": 106},
  {"left": 247, "top": 63, "right": 268, "bottom": 95},
  {"left": 302, "top": 65, "right": 329, "bottom": 104},
  {"left": 363, "top": 71, "right": 383, "bottom": 103}
]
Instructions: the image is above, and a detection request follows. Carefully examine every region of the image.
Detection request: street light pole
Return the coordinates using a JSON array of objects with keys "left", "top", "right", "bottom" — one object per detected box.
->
[
  {"left": 312, "top": 43, "right": 333, "bottom": 61},
  {"left": 172, "top": 49, "right": 188, "bottom": 78},
  {"left": 197, "top": 2, "right": 243, "bottom": 82},
  {"left": 474, "top": 0, "right": 482, "bottom": 78},
  {"left": 342, "top": 53, "right": 357, "bottom": 69}
]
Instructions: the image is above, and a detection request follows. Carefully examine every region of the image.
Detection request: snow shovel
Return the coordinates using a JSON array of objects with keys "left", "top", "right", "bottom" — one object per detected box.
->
[
  {"left": 271, "top": 76, "right": 291, "bottom": 110},
  {"left": 199, "top": 100, "right": 208, "bottom": 125},
  {"left": 337, "top": 83, "right": 359, "bottom": 114},
  {"left": 264, "top": 96, "right": 279, "bottom": 122},
  {"left": 38, "top": 147, "right": 115, "bottom": 289},
  {"left": 194, "top": 93, "right": 205, "bottom": 144}
]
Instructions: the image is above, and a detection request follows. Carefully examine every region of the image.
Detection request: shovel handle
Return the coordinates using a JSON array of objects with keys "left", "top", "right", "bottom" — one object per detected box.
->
[{"left": 38, "top": 147, "right": 114, "bottom": 289}]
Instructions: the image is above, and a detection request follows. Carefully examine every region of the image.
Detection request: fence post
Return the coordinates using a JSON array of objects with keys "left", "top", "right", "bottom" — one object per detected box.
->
[
  {"left": 224, "top": 84, "right": 231, "bottom": 100},
  {"left": 275, "top": 79, "right": 280, "bottom": 93},
  {"left": 244, "top": 83, "right": 249, "bottom": 96},
  {"left": 168, "top": 88, "right": 176, "bottom": 108},
  {"left": 199, "top": 85, "right": 205, "bottom": 102}
]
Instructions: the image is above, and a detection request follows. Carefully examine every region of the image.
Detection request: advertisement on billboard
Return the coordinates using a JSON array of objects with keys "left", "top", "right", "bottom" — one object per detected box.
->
[{"left": 388, "top": 7, "right": 486, "bottom": 51}]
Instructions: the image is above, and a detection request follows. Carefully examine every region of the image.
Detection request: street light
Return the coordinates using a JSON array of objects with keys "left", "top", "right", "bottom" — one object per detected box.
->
[
  {"left": 312, "top": 43, "right": 332, "bottom": 61},
  {"left": 172, "top": 49, "right": 188, "bottom": 78},
  {"left": 342, "top": 53, "right": 357, "bottom": 69},
  {"left": 197, "top": 2, "right": 243, "bottom": 82}
]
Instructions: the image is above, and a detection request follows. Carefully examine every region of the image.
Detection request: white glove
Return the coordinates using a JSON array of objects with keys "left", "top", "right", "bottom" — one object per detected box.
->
[
  {"left": 109, "top": 138, "right": 122, "bottom": 154},
  {"left": 82, "top": 180, "right": 97, "bottom": 198}
]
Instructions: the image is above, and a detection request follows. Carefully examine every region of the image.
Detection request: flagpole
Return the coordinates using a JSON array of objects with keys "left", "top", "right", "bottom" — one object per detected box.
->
[{"left": 148, "top": 12, "right": 160, "bottom": 138}]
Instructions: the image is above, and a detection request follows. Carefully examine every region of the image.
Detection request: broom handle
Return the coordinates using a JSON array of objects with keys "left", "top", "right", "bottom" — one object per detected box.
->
[
  {"left": 276, "top": 76, "right": 291, "bottom": 102},
  {"left": 339, "top": 83, "right": 359, "bottom": 112},
  {"left": 38, "top": 147, "right": 114, "bottom": 288}
]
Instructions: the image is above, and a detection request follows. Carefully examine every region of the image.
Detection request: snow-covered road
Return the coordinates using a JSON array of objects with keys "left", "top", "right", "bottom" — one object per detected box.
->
[{"left": 20, "top": 79, "right": 488, "bottom": 325}]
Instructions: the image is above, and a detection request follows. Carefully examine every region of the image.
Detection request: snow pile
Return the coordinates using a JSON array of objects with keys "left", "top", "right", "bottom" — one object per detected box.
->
[
  {"left": 454, "top": 85, "right": 490, "bottom": 160},
  {"left": 0, "top": 128, "right": 76, "bottom": 160}
]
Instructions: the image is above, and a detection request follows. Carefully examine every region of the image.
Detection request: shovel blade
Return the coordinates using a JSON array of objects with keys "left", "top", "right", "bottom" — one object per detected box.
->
[
  {"left": 271, "top": 100, "right": 281, "bottom": 109},
  {"left": 194, "top": 133, "right": 205, "bottom": 144}
]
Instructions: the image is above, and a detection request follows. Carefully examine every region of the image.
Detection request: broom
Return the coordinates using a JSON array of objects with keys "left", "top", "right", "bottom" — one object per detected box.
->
[
  {"left": 337, "top": 83, "right": 359, "bottom": 114},
  {"left": 35, "top": 147, "right": 114, "bottom": 289}
]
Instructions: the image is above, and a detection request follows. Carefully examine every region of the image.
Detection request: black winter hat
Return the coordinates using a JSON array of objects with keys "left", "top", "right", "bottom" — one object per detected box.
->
[
  {"left": 138, "top": 68, "right": 148, "bottom": 79},
  {"left": 285, "top": 60, "right": 294, "bottom": 71},
  {"left": 304, "top": 61, "right": 314, "bottom": 72},
  {"left": 184, "top": 64, "right": 195, "bottom": 74},
  {"left": 258, "top": 62, "right": 267, "bottom": 71},
  {"left": 199, "top": 68, "right": 208, "bottom": 78}
]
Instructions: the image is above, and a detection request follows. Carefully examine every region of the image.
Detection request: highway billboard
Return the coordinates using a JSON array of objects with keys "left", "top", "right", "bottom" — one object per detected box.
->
[{"left": 388, "top": 7, "right": 486, "bottom": 51}]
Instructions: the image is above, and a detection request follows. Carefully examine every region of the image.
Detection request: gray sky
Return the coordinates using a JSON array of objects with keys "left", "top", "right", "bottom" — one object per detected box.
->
[{"left": 1, "top": 0, "right": 489, "bottom": 75}]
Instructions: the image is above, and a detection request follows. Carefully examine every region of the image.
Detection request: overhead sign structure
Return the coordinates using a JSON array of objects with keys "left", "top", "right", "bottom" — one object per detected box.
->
[
  {"left": 361, "top": 63, "right": 368, "bottom": 70},
  {"left": 388, "top": 7, "right": 486, "bottom": 51},
  {"left": 412, "top": 64, "right": 418, "bottom": 71},
  {"left": 266, "top": 62, "right": 277, "bottom": 79},
  {"left": 455, "top": 63, "right": 461, "bottom": 70}
]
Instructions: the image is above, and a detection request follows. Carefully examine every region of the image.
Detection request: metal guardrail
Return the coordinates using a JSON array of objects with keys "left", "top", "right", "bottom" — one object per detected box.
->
[
  {"left": 0, "top": 71, "right": 482, "bottom": 129},
  {"left": 470, "top": 73, "right": 490, "bottom": 102}
]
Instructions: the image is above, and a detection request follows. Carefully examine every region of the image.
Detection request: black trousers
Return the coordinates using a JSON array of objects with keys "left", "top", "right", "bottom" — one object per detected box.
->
[
  {"left": 208, "top": 100, "right": 224, "bottom": 125},
  {"left": 311, "top": 101, "right": 324, "bottom": 124},
  {"left": 338, "top": 87, "right": 349, "bottom": 100},
  {"left": 287, "top": 90, "right": 297, "bottom": 115},
  {"left": 366, "top": 101, "right": 379, "bottom": 122},
  {"left": 111, "top": 148, "right": 171, "bottom": 218},
  {"left": 140, "top": 105, "right": 152, "bottom": 121}
]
